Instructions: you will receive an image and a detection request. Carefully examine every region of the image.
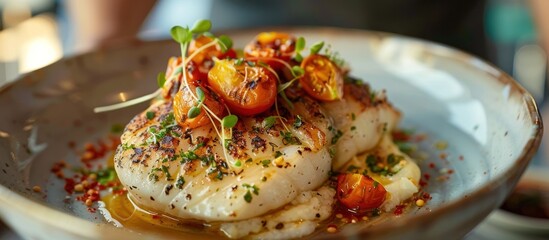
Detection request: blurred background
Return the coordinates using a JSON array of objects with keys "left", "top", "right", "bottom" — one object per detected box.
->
[
  {"left": 0, "top": 0, "right": 546, "bottom": 96},
  {"left": 0, "top": 0, "right": 548, "bottom": 239}
]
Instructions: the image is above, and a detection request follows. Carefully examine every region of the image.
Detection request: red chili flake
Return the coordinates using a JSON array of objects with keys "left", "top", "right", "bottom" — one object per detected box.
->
[
  {"left": 87, "top": 207, "right": 97, "bottom": 213},
  {"left": 50, "top": 161, "right": 67, "bottom": 173},
  {"left": 393, "top": 204, "right": 406, "bottom": 215},
  {"left": 84, "top": 143, "right": 94, "bottom": 152},
  {"left": 391, "top": 131, "right": 410, "bottom": 142},
  {"left": 64, "top": 178, "right": 75, "bottom": 194},
  {"left": 88, "top": 194, "right": 100, "bottom": 201},
  {"left": 152, "top": 214, "right": 161, "bottom": 220},
  {"left": 423, "top": 173, "right": 431, "bottom": 180},
  {"left": 458, "top": 155, "right": 464, "bottom": 161},
  {"left": 113, "top": 188, "right": 127, "bottom": 195},
  {"left": 67, "top": 141, "right": 76, "bottom": 149},
  {"left": 422, "top": 192, "right": 432, "bottom": 200},
  {"left": 419, "top": 180, "right": 428, "bottom": 187},
  {"left": 447, "top": 169, "right": 454, "bottom": 174},
  {"left": 413, "top": 134, "right": 427, "bottom": 142},
  {"left": 428, "top": 163, "right": 436, "bottom": 169}
]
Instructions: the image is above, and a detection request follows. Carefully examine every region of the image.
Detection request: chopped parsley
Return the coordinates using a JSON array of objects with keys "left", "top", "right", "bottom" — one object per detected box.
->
[
  {"left": 261, "top": 159, "right": 271, "bottom": 167},
  {"left": 175, "top": 176, "right": 185, "bottom": 189},
  {"left": 280, "top": 131, "right": 301, "bottom": 145},
  {"left": 331, "top": 130, "right": 343, "bottom": 144},
  {"left": 346, "top": 165, "right": 360, "bottom": 173},
  {"left": 242, "top": 183, "right": 260, "bottom": 203},
  {"left": 147, "top": 113, "right": 178, "bottom": 145},
  {"left": 161, "top": 165, "right": 172, "bottom": 181},
  {"left": 146, "top": 111, "right": 155, "bottom": 120},
  {"left": 365, "top": 154, "right": 402, "bottom": 176},
  {"left": 95, "top": 168, "right": 117, "bottom": 185},
  {"left": 262, "top": 116, "right": 276, "bottom": 129},
  {"left": 244, "top": 191, "right": 253, "bottom": 203},
  {"left": 148, "top": 173, "right": 159, "bottom": 182},
  {"left": 293, "top": 115, "right": 303, "bottom": 128}
]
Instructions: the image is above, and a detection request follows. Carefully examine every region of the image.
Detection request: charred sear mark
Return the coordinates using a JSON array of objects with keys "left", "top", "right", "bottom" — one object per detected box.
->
[
  {"left": 346, "top": 83, "right": 373, "bottom": 109},
  {"left": 183, "top": 160, "right": 198, "bottom": 174},
  {"left": 251, "top": 136, "right": 266, "bottom": 153},
  {"left": 164, "top": 184, "right": 173, "bottom": 195},
  {"left": 130, "top": 148, "right": 144, "bottom": 164},
  {"left": 228, "top": 125, "right": 248, "bottom": 159},
  {"left": 126, "top": 113, "right": 148, "bottom": 132}
]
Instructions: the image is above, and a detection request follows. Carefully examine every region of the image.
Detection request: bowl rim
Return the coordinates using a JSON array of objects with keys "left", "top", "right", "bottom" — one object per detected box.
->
[
  {"left": 486, "top": 167, "right": 549, "bottom": 233},
  {"left": 0, "top": 27, "right": 543, "bottom": 238}
]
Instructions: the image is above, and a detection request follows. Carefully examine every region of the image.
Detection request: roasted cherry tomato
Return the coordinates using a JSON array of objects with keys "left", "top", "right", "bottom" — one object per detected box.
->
[
  {"left": 244, "top": 32, "right": 296, "bottom": 69},
  {"left": 208, "top": 59, "right": 277, "bottom": 116},
  {"left": 173, "top": 84, "right": 225, "bottom": 129},
  {"left": 337, "top": 173, "right": 387, "bottom": 212},
  {"left": 300, "top": 54, "right": 344, "bottom": 101},
  {"left": 188, "top": 35, "right": 237, "bottom": 79},
  {"left": 163, "top": 58, "right": 204, "bottom": 99}
]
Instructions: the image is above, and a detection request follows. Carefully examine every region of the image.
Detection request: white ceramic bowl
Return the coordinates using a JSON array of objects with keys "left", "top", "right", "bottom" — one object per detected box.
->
[{"left": 0, "top": 28, "right": 542, "bottom": 239}]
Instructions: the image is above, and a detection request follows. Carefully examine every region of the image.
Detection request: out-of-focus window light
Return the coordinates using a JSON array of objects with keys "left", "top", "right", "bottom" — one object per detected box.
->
[
  {"left": 17, "top": 14, "right": 62, "bottom": 73},
  {"left": 0, "top": 0, "right": 61, "bottom": 85},
  {"left": 2, "top": 1, "right": 32, "bottom": 28},
  {"left": 0, "top": 27, "right": 18, "bottom": 61}
]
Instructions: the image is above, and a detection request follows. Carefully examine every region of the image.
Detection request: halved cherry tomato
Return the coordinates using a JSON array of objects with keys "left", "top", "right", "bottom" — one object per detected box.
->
[
  {"left": 300, "top": 54, "right": 344, "bottom": 101},
  {"left": 337, "top": 173, "right": 387, "bottom": 212},
  {"left": 244, "top": 32, "right": 296, "bottom": 69},
  {"left": 207, "top": 59, "right": 277, "bottom": 116},
  {"left": 173, "top": 84, "right": 225, "bottom": 129},
  {"left": 163, "top": 59, "right": 204, "bottom": 99},
  {"left": 188, "top": 35, "right": 237, "bottom": 80}
]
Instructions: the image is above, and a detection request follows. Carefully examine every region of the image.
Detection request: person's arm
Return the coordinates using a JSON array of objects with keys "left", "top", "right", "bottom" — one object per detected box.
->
[{"left": 66, "top": 0, "right": 156, "bottom": 52}]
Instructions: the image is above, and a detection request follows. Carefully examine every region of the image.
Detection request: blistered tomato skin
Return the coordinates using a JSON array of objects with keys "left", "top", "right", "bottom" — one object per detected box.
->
[
  {"left": 173, "top": 85, "right": 225, "bottom": 129},
  {"left": 300, "top": 54, "right": 344, "bottom": 101},
  {"left": 244, "top": 32, "right": 296, "bottom": 68},
  {"left": 188, "top": 36, "right": 237, "bottom": 80},
  {"left": 172, "top": 69, "right": 225, "bottom": 129},
  {"left": 337, "top": 173, "right": 387, "bottom": 212},
  {"left": 207, "top": 59, "right": 277, "bottom": 116}
]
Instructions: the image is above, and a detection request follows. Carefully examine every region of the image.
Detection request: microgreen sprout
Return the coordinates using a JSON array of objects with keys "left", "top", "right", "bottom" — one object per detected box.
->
[
  {"left": 217, "top": 35, "right": 233, "bottom": 53},
  {"left": 294, "top": 37, "right": 306, "bottom": 62},
  {"left": 190, "top": 20, "right": 212, "bottom": 34},
  {"left": 187, "top": 87, "right": 206, "bottom": 119},
  {"left": 187, "top": 106, "right": 201, "bottom": 119},
  {"left": 146, "top": 111, "right": 155, "bottom": 120},
  {"left": 310, "top": 41, "right": 325, "bottom": 55},
  {"left": 262, "top": 116, "right": 277, "bottom": 129},
  {"left": 291, "top": 65, "right": 304, "bottom": 77},
  {"left": 222, "top": 115, "right": 238, "bottom": 128},
  {"left": 157, "top": 72, "right": 166, "bottom": 88}
]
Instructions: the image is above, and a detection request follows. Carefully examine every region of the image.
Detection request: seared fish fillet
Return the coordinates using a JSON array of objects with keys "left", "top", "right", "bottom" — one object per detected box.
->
[
  {"left": 322, "top": 84, "right": 401, "bottom": 169},
  {"left": 115, "top": 95, "right": 333, "bottom": 221},
  {"left": 114, "top": 82, "right": 401, "bottom": 222}
]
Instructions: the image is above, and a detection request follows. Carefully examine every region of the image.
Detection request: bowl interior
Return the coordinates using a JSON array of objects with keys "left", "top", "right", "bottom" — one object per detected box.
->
[{"left": 0, "top": 28, "right": 541, "bottom": 239}]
